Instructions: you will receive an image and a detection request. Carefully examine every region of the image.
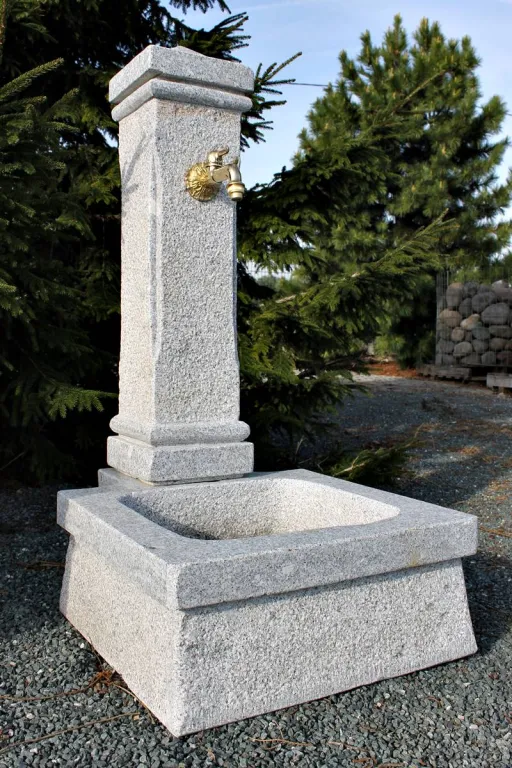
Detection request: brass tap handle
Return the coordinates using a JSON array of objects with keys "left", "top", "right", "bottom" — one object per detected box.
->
[{"left": 207, "top": 148, "right": 229, "bottom": 169}]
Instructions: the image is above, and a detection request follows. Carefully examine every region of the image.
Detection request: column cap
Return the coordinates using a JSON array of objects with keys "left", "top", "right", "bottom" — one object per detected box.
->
[{"left": 109, "top": 45, "right": 254, "bottom": 106}]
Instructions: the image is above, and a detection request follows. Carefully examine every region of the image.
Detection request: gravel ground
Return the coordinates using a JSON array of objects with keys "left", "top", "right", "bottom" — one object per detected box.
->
[{"left": 1, "top": 376, "right": 511, "bottom": 768}]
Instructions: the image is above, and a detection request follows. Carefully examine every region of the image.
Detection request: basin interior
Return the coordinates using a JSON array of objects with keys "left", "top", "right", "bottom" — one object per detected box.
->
[{"left": 121, "top": 476, "right": 399, "bottom": 540}]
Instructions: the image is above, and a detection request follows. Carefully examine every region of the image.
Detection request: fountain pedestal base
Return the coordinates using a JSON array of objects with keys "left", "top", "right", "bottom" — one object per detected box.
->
[{"left": 58, "top": 470, "right": 477, "bottom": 736}]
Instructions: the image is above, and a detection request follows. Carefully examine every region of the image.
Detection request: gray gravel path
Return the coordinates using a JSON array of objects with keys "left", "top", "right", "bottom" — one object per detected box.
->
[{"left": 1, "top": 376, "right": 511, "bottom": 768}]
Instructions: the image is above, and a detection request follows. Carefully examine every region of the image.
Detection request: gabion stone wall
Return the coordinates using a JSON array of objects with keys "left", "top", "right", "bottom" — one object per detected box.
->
[{"left": 436, "top": 280, "right": 512, "bottom": 367}]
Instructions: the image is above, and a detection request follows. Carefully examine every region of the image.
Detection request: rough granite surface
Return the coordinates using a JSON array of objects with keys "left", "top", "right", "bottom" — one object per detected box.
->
[
  {"left": 109, "top": 45, "right": 254, "bottom": 106},
  {"left": 51, "top": 48, "right": 480, "bottom": 742},
  {"left": 106, "top": 436, "right": 254, "bottom": 484},
  {"left": 60, "top": 543, "right": 476, "bottom": 736},
  {"left": 56, "top": 467, "right": 477, "bottom": 734},
  {"left": 58, "top": 469, "right": 477, "bottom": 609},
  {"left": 108, "top": 48, "right": 254, "bottom": 483},
  {"left": 111, "top": 79, "right": 252, "bottom": 123}
]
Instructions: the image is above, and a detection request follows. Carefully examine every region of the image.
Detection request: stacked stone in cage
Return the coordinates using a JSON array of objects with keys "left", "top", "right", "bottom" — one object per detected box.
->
[{"left": 436, "top": 280, "right": 512, "bottom": 367}]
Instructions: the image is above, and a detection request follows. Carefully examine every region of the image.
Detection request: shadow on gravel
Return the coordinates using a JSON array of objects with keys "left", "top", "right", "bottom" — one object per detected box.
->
[
  {"left": 0, "top": 486, "right": 71, "bottom": 535},
  {"left": 0, "top": 566, "right": 67, "bottom": 642},
  {"left": 0, "top": 526, "right": 68, "bottom": 641},
  {"left": 463, "top": 552, "right": 512, "bottom": 655},
  {"left": 389, "top": 432, "right": 512, "bottom": 509}
]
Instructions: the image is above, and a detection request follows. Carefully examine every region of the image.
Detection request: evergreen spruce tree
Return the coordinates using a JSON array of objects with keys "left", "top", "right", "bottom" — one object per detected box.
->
[
  {"left": 237, "top": 101, "right": 449, "bottom": 475},
  {"left": 6, "top": 5, "right": 497, "bottom": 485},
  {"left": 299, "top": 15, "right": 512, "bottom": 366},
  {"left": 0, "top": 0, "right": 121, "bottom": 478},
  {"left": 0, "top": 0, "right": 297, "bottom": 482}
]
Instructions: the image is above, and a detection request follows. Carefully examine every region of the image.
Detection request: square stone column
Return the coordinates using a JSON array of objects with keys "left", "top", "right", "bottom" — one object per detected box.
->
[{"left": 107, "top": 45, "right": 254, "bottom": 484}]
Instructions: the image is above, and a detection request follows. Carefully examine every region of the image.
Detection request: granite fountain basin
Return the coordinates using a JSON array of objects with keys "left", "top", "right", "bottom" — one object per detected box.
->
[{"left": 57, "top": 469, "right": 477, "bottom": 736}]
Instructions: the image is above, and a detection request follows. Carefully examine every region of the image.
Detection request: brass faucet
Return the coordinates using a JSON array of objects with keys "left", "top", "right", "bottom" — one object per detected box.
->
[{"left": 185, "top": 147, "right": 245, "bottom": 202}]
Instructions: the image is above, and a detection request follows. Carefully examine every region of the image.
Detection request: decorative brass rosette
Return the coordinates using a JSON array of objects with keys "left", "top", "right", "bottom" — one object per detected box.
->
[{"left": 185, "top": 163, "right": 220, "bottom": 202}]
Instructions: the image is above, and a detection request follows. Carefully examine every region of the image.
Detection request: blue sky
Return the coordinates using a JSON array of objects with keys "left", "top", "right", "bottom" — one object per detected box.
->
[{"left": 182, "top": 0, "right": 512, "bottom": 190}]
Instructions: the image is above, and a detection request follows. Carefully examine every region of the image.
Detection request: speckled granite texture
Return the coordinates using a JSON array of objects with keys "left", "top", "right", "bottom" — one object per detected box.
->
[
  {"left": 58, "top": 470, "right": 477, "bottom": 736},
  {"left": 107, "top": 46, "right": 254, "bottom": 484}
]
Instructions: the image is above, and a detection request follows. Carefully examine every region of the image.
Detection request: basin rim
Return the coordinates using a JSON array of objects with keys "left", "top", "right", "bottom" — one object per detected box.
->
[{"left": 57, "top": 469, "right": 477, "bottom": 609}]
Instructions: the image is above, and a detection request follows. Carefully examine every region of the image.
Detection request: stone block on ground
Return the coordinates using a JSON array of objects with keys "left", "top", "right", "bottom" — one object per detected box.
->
[
  {"left": 56, "top": 45, "right": 480, "bottom": 740},
  {"left": 425, "top": 366, "right": 471, "bottom": 381},
  {"left": 58, "top": 469, "right": 478, "bottom": 736},
  {"left": 487, "top": 372, "right": 512, "bottom": 389}
]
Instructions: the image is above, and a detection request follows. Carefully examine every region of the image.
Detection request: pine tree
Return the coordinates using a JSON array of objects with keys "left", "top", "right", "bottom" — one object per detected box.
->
[
  {"left": 0, "top": 1, "right": 123, "bottom": 479},
  {"left": 0, "top": 0, "right": 299, "bottom": 482},
  {"left": 3, "top": 5, "right": 481, "bottom": 485},
  {"left": 300, "top": 15, "right": 512, "bottom": 365},
  {"left": 237, "top": 102, "right": 450, "bottom": 473}
]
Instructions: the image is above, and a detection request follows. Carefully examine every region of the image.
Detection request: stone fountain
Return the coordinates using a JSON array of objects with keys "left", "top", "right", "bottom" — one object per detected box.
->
[{"left": 57, "top": 45, "right": 477, "bottom": 737}]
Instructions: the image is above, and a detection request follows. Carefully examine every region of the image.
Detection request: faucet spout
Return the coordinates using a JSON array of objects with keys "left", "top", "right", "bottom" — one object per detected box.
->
[
  {"left": 186, "top": 147, "right": 245, "bottom": 202},
  {"left": 211, "top": 162, "right": 241, "bottom": 184},
  {"left": 210, "top": 153, "right": 244, "bottom": 201}
]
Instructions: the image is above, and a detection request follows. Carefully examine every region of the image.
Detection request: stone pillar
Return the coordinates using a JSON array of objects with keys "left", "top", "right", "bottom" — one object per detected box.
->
[{"left": 107, "top": 45, "right": 254, "bottom": 484}]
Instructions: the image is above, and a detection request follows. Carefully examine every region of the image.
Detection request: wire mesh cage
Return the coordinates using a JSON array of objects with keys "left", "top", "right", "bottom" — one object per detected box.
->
[{"left": 436, "top": 270, "right": 512, "bottom": 368}]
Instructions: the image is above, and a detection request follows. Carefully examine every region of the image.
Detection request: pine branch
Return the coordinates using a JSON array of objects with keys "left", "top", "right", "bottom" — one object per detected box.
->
[
  {"left": 242, "top": 52, "right": 302, "bottom": 148},
  {"left": 46, "top": 384, "right": 116, "bottom": 420},
  {"left": 168, "top": 0, "right": 231, "bottom": 11},
  {"left": 0, "top": 57, "right": 63, "bottom": 102},
  {"left": 172, "top": 13, "right": 249, "bottom": 61}
]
